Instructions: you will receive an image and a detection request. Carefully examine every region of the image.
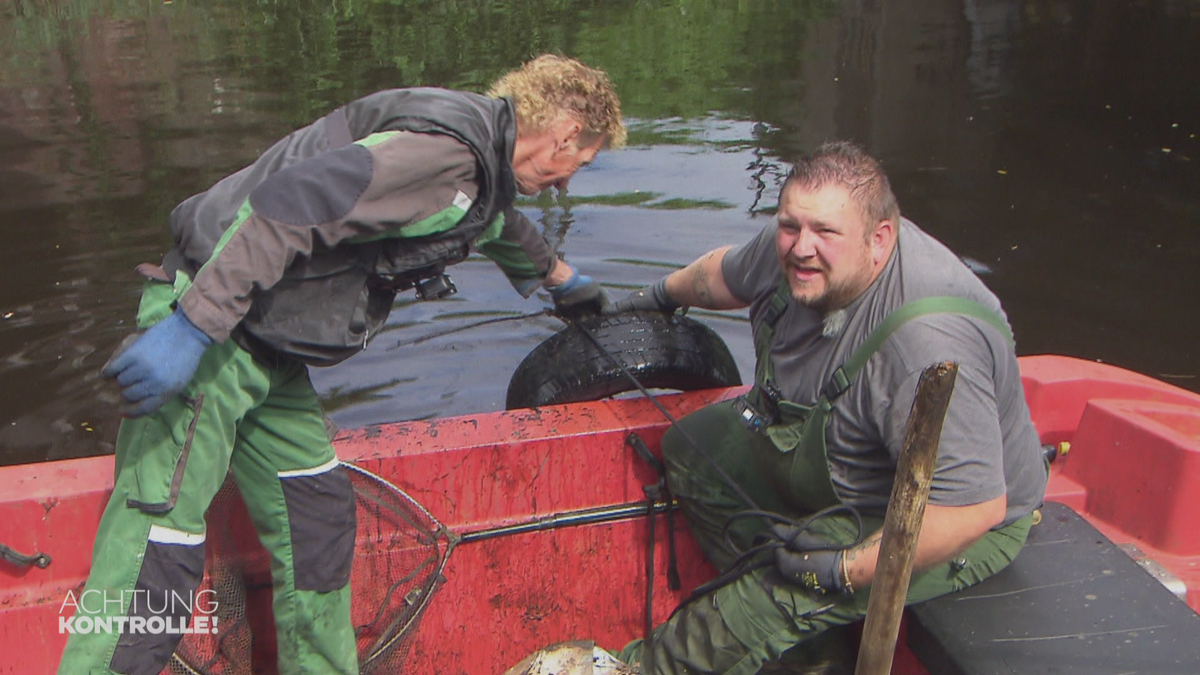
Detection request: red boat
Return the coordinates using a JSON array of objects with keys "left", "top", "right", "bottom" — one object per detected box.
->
[{"left": 3, "top": 355, "right": 1200, "bottom": 674}]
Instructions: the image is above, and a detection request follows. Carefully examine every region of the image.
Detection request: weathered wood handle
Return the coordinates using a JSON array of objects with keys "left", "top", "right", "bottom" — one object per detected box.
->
[{"left": 855, "top": 361, "right": 959, "bottom": 675}]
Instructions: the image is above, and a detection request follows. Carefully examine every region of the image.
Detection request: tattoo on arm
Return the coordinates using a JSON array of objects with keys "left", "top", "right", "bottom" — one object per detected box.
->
[
  {"left": 689, "top": 251, "right": 717, "bottom": 306},
  {"left": 692, "top": 267, "right": 712, "bottom": 305},
  {"left": 845, "top": 531, "right": 883, "bottom": 562}
]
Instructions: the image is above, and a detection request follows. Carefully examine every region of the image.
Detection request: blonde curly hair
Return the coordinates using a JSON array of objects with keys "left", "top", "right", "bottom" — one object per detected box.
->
[{"left": 488, "top": 54, "right": 627, "bottom": 149}]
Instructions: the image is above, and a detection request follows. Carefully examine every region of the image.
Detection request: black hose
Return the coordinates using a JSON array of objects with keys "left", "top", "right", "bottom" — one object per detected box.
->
[
  {"left": 388, "top": 309, "right": 556, "bottom": 350},
  {"left": 570, "top": 319, "right": 764, "bottom": 512}
]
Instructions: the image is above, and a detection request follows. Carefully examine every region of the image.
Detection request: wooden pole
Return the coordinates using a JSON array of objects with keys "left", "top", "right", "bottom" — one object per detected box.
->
[{"left": 855, "top": 361, "right": 959, "bottom": 675}]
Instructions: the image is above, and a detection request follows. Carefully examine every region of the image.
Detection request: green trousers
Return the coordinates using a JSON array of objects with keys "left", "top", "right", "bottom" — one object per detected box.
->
[
  {"left": 57, "top": 277, "right": 359, "bottom": 675},
  {"left": 620, "top": 401, "right": 1033, "bottom": 675}
]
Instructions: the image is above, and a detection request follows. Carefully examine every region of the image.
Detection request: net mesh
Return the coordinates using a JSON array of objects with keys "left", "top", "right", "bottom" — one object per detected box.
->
[
  {"left": 169, "top": 478, "right": 254, "bottom": 675},
  {"left": 347, "top": 463, "right": 453, "bottom": 673},
  {"left": 172, "top": 463, "right": 453, "bottom": 675}
]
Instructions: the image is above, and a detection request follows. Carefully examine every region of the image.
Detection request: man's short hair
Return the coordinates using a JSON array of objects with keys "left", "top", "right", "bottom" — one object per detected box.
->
[
  {"left": 488, "top": 54, "right": 627, "bottom": 149},
  {"left": 784, "top": 141, "right": 900, "bottom": 229}
]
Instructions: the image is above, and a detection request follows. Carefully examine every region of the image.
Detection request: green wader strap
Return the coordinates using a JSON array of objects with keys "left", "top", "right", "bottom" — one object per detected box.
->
[
  {"left": 820, "top": 295, "right": 1014, "bottom": 401},
  {"left": 752, "top": 280, "right": 793, "bottom": 386},
  {"left": 754, "top": 280, "right": 1014, "bottom": 403},
  {"left": 749, "top": 284, "right": 1015, "bottom": 513}
]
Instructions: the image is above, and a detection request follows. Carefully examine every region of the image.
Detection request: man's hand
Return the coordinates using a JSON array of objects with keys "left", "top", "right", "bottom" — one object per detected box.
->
[
  {"left": 547, "top": 269, "right": 611, "bottom": 318},
  {"left": 605, "top": 277, "right": 680, "bottom": 315},
  {"left": 102, "top": 309, "right": 213, "bottom": 417},
  {"left": 770, "top": 524, "right": 850, "bottom": 595}
]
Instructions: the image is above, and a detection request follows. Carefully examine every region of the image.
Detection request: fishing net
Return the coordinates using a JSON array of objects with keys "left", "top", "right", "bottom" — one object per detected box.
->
[
  {"left": 171, "top": 463, "right": 454, "bottom": 675},
  {"left": 346, "top": 462, "right": 455, "bottom": 672},
  {"left": 169, "top": 478, "right": 254, "bottom": 675}
]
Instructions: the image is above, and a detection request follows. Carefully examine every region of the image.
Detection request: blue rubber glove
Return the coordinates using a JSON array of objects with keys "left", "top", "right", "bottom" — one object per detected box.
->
[
  {"left": 547, "top": 269, "right": 611, "bottom": 318},
  {"left": 770, "top": 524, "right": 850, "bottom": 595},
  {"left": 102, "top": 309, "right": 213, "bottom": 417}
]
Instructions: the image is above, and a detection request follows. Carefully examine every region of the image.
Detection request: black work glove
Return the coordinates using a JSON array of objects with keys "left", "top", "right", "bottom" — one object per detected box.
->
[
  {"left": 547, "top": 270, "right": 611, "bottom": 318},
  {"left": 770, "top": 524, "right": 850, "bottom": 595},
  {"left": 604, "top": 277, "right": 681, "bottom": 315}
]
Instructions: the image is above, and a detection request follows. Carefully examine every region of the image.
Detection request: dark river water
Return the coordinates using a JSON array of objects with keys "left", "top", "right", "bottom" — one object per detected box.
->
[{"left": 1, "top": 0, "right": 1198, "bottom": 467}]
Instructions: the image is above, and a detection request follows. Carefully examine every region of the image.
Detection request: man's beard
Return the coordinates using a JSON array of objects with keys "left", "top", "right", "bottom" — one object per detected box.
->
[
  {"left": 787, "top": 249, "right": 874, "bottom": 318},
  {"left": 821, "top": 308, "right": 849, "bottom": 338},
  {"left": 790, "top": 273, "right": 862, "bottom": 316}
]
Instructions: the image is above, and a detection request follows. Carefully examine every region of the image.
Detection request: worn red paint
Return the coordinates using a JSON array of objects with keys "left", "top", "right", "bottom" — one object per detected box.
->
[{"left": 2, "top": 357, "right": 1200, "bottom": 674}]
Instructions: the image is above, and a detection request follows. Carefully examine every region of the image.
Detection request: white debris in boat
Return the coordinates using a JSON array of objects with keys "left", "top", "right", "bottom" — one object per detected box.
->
[
  {"left": 504, "top": 641, "right": 638, "bottom": 675},
  {"left": 593, "top": 648, "right": 637, "bottom": 674}
]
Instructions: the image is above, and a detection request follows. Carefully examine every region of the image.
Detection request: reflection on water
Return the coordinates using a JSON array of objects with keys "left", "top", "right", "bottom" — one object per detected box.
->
[
  {"left": 963, "top": 0, "right": 1020, "bottom": 99},
  {"left": 1, "top": 0, "right": 1198, "bottom": 466}
]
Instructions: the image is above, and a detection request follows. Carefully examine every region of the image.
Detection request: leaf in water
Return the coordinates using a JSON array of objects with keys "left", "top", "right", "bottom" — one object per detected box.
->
[
  {"left": 644, "top": 198, "right": 736, "bottom": 211},
  {"left": 517, "top": 191, "right": 664, "bottom": 208},
  {"left": 603, "top": 258, "right": 685, "bottom": 270}
]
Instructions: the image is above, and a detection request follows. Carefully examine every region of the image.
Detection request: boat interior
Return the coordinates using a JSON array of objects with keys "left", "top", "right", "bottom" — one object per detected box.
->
[{"left": 2, "top": 355, "right": 1200, "bottom": 674}]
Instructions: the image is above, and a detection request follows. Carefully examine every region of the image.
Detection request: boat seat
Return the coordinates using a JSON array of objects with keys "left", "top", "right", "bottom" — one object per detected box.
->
[{"left": 906, "top": 501, "right": 1200, "bottom": 675}]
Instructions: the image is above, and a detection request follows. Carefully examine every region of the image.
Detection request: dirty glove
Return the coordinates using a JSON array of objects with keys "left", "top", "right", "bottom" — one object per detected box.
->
[
  {"left": 770, "top": 524, "right": 850, "bottom": 595},
  {"left": 548, "top": 269, "right": 611, "bottom": 318},
  {"left": 102, "top": 309, "right": 212, "bottom": 417},
  {"left": 605, "top": 277, "right": 680, "bottom": 315}
]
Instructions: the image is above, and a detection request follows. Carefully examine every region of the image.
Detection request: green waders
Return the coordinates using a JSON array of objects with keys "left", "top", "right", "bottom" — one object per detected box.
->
[
  {"left": 621, "top": 289, "right": 1034, "bottom": 675},
  {"left": 57, "top": 273, "right": 359, "bottom": 675}
]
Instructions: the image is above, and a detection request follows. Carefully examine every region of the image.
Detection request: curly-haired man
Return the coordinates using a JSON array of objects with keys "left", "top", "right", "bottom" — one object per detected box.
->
[{"left": 61, "top": 54, "right": 624, "bottom": 675}]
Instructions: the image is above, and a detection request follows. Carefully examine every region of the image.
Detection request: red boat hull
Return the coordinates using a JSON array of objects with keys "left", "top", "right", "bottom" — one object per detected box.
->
[{"left": 2, "top": 355, "right": 1199, "bottom": 674}]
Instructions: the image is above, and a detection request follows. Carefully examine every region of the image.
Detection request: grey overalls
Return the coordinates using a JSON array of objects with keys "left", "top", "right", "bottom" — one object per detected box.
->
[{"left": 623, "top": 286, "right": 1035, "bottom": 675}]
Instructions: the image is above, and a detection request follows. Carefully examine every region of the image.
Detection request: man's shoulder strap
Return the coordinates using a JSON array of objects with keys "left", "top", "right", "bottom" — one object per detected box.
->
[{"left": 823, "top": 296, "right": 1014, "bottom": 401}]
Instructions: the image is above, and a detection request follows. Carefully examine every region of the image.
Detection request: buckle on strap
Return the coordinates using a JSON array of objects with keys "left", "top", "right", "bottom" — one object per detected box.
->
[
  {"left": 820, "top": 366, "right": 852, "bottom": 402},
  {"left": 760, "top": 301, "right": 785, "bottom": 329}
]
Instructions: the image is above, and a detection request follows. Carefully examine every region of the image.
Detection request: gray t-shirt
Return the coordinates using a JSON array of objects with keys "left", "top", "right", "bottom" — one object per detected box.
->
[{"left": 722, "top": 218, "right": 1047, "bottom": 526}]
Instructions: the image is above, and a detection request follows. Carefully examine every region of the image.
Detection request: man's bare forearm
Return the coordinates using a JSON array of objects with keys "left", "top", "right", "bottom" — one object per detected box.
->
[
  {"left": 663, "top": 246, "right": 745, "bottom": 310},
  {"left": 842, "top": 496, "right": 1007, "bottom": 590}
]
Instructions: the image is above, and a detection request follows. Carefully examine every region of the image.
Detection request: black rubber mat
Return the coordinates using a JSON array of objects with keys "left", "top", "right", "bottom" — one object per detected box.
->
[{"left": 907, "top": 501, "right": 1200, "bottom": 675}]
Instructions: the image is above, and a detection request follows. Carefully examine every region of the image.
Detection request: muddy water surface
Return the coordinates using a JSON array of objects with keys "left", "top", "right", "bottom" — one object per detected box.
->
[{"left": 1, "top": 0, "right": 1197, "bottom": 466}]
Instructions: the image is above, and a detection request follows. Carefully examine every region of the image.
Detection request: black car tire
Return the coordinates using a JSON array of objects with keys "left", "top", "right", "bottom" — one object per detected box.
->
[{"left": 505, "top": 311, "right": 743, "bottom": 409}]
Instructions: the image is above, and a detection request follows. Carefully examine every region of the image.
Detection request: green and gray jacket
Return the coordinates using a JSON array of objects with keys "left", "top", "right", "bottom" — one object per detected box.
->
[{"left": 164, "top": 88, "right": 555, "bottom": 366}]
